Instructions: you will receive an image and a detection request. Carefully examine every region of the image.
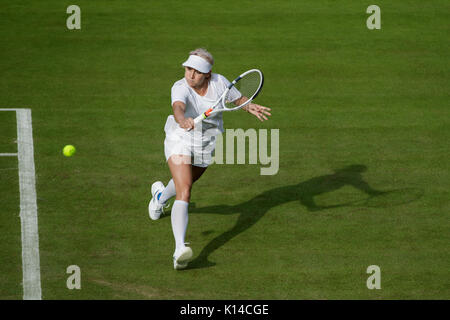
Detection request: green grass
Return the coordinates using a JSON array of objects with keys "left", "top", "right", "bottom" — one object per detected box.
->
[{"left": 0, "top": 0, "right": 449, "bottom": 299}]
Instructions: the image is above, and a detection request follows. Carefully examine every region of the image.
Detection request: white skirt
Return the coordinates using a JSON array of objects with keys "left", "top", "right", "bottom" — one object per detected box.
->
[{"left": 163, "top": 116, "right": 219, "bottom": 168}]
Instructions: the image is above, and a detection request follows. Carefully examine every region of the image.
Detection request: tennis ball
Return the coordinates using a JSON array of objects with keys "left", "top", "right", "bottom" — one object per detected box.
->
[{"left": 63, "top": 145, "right": 76, "bottom": 157}]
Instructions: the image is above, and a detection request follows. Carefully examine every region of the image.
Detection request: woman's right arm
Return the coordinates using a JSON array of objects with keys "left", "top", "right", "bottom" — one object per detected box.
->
[{"left": 172, "top": 101, "right": 194, "bottom": 130}]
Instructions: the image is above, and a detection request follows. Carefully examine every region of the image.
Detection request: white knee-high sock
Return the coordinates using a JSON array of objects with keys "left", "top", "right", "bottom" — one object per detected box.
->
[
  {"left": 159, "top": 179, "right": 176, "bottom": 204},
  {"left": 171, "top": 200, "right": 189, "bottom": 252}
]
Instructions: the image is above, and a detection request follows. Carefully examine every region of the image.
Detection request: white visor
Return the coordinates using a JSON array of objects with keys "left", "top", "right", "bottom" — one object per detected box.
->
[{"left": 182, "top": 55, "right": 212, "bottom": 73}]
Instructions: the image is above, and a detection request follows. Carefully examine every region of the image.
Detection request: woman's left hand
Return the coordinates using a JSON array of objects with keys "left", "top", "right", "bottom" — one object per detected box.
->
[{"left": 243, "top": 103, "right": 272, "bottom": 121}]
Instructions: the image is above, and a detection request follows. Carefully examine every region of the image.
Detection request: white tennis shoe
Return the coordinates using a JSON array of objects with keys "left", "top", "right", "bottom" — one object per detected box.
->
[
  {"left": 173, "top": 246, "right": 193, "bottom": 270},
  {"left": 148, "top": 181, "right": 169, "bottom": 220}
]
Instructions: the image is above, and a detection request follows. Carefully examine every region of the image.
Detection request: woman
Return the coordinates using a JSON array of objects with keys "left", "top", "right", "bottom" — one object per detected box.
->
[{"left": 148, "top": 48, "right": 271, "bottom": 269}]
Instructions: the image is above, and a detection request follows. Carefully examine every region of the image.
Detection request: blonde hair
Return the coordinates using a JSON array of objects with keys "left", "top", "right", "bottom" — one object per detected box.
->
[{"left": 189, "top": 48, "right": 214, "bottom": 66}]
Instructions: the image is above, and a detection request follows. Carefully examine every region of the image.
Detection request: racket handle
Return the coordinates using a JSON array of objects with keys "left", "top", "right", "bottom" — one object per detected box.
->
[
  {"left": 186, "top": 114, "right": 204, "bottom": 132},
  {"left": 187, "top": 109, "right": 213, "bottom": 131},
  {"left": 193, "top": 114, "right": 204, "bottom": 125}
]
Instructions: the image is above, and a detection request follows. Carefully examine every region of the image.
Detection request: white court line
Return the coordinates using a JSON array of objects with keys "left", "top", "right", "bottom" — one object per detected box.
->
[
  {"left": 1, "top": 108, "right": 42, "bottom": 300},
  {"left": 16, "top": 109, "right": 42, "bottom": 300},
  {"left": 0, "top": 153, "right": 18, "bottom": 156}
]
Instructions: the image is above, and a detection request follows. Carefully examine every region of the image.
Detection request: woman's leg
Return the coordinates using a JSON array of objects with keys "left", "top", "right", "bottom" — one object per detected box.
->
[
  {"left": 165, "top": 154, "right": 211, "bottom": 269},
  {"left": 158, "top": 163, "right": 207, "bottom": 204},
  {"left": 167, "top": 155, "right": 197, "bottom": 266},
  {"left": 192, "top": 164, "right": 208, "bottom": 183},
  {"left": 168, "top": 155, "right": 193, "bottom": 202}
]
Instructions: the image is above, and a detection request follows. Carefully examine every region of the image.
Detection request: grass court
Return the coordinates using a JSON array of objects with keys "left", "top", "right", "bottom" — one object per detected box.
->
[{"left": 0, "top": 1, "right": 449, "bottom": 299}]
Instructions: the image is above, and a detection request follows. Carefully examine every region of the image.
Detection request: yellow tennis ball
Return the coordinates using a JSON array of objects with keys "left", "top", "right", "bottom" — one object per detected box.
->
[{"left": 63, "top": 145, "right": 76, "bottom": 157}]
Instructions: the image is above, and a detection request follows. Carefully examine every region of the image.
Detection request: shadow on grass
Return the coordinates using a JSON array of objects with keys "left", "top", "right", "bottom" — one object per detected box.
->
[{"left": 182, "top": 164, "right": 423, "bottom": 270}]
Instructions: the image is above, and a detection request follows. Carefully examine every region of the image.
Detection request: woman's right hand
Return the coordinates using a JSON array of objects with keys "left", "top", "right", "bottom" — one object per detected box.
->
[{"left": 179, "top": 117, "right": 195, "bottom": 130}]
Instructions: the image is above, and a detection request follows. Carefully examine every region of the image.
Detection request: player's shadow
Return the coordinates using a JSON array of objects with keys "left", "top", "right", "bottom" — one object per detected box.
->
[{"left": 185, "top": 164, "right": 420, "bottom": 270}]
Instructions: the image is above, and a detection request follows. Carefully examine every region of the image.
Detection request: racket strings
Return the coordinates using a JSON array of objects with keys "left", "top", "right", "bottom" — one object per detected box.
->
[{"left": 225, "top": 71, "right": 261, "bottom": 109}]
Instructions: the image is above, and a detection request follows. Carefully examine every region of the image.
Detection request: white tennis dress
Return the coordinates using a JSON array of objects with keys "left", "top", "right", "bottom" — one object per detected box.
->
[{"left": 164, "top": 73, "right": 231, "bottom": 167}]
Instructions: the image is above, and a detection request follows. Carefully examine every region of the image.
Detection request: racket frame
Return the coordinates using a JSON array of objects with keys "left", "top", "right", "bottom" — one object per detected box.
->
[{"left": 192, "top": 68, "right": 264, "bottom": 127}]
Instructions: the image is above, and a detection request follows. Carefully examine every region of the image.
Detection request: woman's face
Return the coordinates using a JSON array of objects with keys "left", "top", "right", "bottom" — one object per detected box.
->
[{"left": 184, "top": 66, "right": 209, "bottom": 89}]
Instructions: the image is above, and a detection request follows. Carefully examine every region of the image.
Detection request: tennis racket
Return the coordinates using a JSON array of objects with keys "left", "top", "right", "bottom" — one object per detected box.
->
[{"left": 188, "top": 69, "right": 264, "bottom": 130}]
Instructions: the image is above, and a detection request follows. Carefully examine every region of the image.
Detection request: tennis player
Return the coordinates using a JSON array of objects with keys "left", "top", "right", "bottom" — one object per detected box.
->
[{"left": 148, "top": 48, "right": 271, "bottom": 270}]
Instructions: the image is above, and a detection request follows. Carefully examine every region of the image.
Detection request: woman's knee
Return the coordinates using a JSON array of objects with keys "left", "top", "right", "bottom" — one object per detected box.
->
[{"left": 175, "top": 183, "right": 192, "bottom": 201}]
